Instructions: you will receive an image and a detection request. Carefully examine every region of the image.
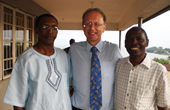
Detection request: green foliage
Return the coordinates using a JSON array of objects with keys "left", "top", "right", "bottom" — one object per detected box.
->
[
  {"left": 168, "top": 56, "right": 170, "bottom": 60},
  {"left": 146, "top": 47, "right": 170, "bottom": 54},
  {"left": 165, "top": 48, "right": 170, "bottom": 53},
  {"left": 146, "top": 47, "right": 170, "bottom": 64},
  {"left": 153, "top": 57, "right": 170, "bottom": 64}
]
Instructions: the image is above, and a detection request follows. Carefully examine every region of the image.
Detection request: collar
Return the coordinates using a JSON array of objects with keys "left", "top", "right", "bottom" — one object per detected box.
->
[
  {"left": 86, "top": 40, "right": 103, "bottom": 53},
  {"left": 126, "top": 54, "right": 151, "bottom": 69},
  {"left": 32, "top": 47, "right": 57, "bottom": 59}
]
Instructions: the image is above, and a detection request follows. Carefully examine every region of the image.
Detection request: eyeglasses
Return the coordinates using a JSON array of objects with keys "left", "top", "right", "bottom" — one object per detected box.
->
[
  {"left": 83, "top": 22, "right": 105, "bottom": 28},
  {"left": 41, "top": 25, "right": 58, "bottom": 31}
]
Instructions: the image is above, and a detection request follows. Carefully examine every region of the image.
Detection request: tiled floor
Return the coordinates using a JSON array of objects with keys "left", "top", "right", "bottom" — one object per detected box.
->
[{"left": 0, "top": 78, "right": 12, "bottom": 110}]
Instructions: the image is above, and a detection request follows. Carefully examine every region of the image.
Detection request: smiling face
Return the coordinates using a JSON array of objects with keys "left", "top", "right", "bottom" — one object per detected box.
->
[
  {"left": 82, "top": 11, "right": 106, "bottom": 46},
  {"left": 125, "top": 27, "right": 149, "bottom": 60},
  {"left": 35, "top": 16, "right": 58, "bottom": 46}
]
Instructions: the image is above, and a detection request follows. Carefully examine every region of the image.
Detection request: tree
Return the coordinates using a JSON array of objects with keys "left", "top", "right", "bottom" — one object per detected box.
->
[
  {"left": 168, "top": 56, "right": 170, "bottom": 60},
  {"left": 153, "top": 57, "right": 170, "bottom": 64}
]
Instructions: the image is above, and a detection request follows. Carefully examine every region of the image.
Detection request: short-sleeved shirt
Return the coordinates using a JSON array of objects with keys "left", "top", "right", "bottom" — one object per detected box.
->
[
  {"left": 114, "top": 55, "right": 170, "bottom": 110},
  {"left": 69, "top": 41, "right": 122, "bottom": 110},
  {"left": 3, "top": 47, "right": 72, "bottom": 110}
]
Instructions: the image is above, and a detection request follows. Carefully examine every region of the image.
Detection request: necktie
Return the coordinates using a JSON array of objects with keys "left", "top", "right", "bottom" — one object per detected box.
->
[{"left": 90, "top": 46, "right": 102, "bottom": 110}]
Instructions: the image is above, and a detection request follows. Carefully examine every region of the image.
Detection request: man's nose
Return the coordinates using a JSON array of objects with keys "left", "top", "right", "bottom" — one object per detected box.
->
[
  {"left": 132, "top": 38, "right": 138, "bottom": 44},
  {"left": 47, "top": 28, "right": 53, "bottom": 33},
  {"left": 89, "top": 24, "right": 95, "bottom": 29}
]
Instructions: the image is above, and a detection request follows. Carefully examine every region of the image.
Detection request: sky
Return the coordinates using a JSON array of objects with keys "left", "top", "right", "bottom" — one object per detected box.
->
[{"left": 54, "top": 10, "right": 170, "bottom": 53}]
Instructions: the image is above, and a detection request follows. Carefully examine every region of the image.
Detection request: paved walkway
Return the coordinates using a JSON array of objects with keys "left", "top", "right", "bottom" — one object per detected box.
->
[{"left": 0, "top": 78, "right": 12, "bottom": 110}]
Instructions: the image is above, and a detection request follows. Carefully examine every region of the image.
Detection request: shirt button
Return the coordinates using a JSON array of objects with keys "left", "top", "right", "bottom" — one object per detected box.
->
[
  {"left": 127, "top": 94, "right": 129, "bottom": 96},
  {"left": 130, "top": 81, "right": 131, "bottom": 83},
  {"left": 125, "top": 107, "right": 126, "bottom": 109}
]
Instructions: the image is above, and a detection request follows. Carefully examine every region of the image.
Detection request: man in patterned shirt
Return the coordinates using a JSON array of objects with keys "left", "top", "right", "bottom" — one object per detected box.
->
[{"left": 114, "top": 27, "right": 170, "bottom": 110}]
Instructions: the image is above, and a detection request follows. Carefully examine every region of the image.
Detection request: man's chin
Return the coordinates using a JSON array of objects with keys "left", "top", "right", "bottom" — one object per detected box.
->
[{"left": 44, "top": 42, "right": 54, "bottom": 46}]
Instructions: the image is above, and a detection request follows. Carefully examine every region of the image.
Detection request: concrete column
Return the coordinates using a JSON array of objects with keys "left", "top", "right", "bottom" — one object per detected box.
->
[
  {"left": 138, "top": 17, "right": 143, "bottom": 28},
  {"left": 119, "top": 31, "right": 121, "bottom": 49}
]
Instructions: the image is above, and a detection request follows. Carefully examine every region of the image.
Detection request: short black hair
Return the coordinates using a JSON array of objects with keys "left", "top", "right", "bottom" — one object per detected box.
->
[
  {"left": 82, "top": 8, "right": 106, "bottom": 24},
  {"left": 126, "top": 26, "right": 148, "bottom": 40},
  {"left": 35, "top": 14, "right": 58, "bottom": 28},
  {"left": 69, "top": 39, "right": 75, "bottom": 45}
]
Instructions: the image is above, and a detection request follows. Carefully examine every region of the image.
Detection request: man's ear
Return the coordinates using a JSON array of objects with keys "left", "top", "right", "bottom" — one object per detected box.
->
[
  {"left": 102, "top": 24, "right": 106, "bottom": 33},
  {"left": 82, "top": 24, "right": 85, "bottom": 29},
  {"left": 146, "top": 39, "right": 149, "bottom": 47}
]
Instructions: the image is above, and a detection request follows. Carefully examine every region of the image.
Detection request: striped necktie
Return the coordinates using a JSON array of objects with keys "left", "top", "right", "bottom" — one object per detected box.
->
[{"left": 90, "top": 46, "right": 102, "bottom": 110}]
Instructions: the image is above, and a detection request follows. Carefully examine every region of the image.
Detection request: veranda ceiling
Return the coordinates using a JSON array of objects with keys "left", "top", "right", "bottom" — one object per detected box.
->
[{"left": 33, "top": 0, "right": 170, "bottom": 30}]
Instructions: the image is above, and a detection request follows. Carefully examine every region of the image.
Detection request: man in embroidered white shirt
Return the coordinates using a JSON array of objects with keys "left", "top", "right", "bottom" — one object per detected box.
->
[
  {"left": 114, "top": 27, "right": 170, "bottom": 110},
  {"left": 3, "top": 14, "right": 71, "bottom": 110}
]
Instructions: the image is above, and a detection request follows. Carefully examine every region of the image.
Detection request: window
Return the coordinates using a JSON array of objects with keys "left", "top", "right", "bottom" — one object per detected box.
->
[
  {"left": 26, "top": 16, "right": 33, "bottom": 48},
  {"left": 3, "top": 7, "right": 13, "bottom": 78},
  {"left": 1, "top": 5, "right": 34, "bottom": 80}
]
